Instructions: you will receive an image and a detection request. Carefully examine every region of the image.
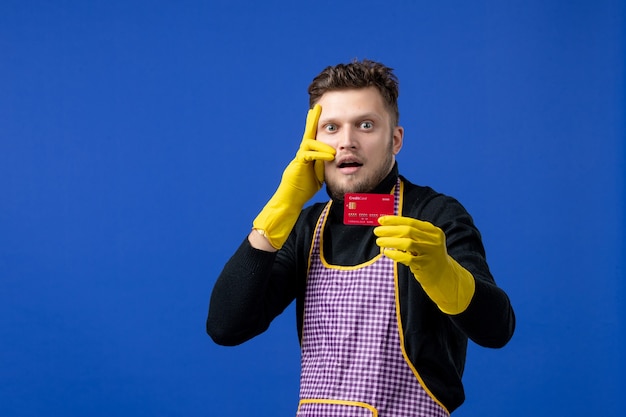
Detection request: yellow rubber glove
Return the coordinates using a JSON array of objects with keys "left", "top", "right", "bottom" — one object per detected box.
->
[
  {"left": 374, "top": 215, "right": 476, "bottom": 315},
  {"left": 252, "top": 104, "right": 336, "bottom": 249}
]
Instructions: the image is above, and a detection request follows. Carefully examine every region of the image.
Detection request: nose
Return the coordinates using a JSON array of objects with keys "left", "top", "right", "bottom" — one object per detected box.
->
[{"left": 337, "top": 126, "right": 357, "bottom": 150}]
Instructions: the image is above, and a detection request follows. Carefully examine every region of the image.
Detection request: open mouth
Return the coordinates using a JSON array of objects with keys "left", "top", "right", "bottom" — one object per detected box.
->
[
  {"left": 338, "top": 161, "right": 363, "bottom": 168},
  {"left": 337, "top": 156, "right": 363, "bottom": 169},
  {"left": 336, "top": 158, "right": 363, "bottom": 175}
]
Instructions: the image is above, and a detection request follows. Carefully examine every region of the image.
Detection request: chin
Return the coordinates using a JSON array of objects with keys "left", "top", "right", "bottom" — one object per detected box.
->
[{"left": 326, "top": 176, "right": 372, "bottom": 200}]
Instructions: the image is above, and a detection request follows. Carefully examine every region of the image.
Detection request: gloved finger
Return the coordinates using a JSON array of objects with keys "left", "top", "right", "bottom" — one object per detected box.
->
[
  {"left": 314, "top": 160, "right": 325, "bottom": 184},
  {"left": 375, "top": 228, "right": 442, "bottom": 255},
  {"left": 297, "top": 139, "right": 336, "bottom": 163},
  {"left": 373, "top": 224, "right": 416, "bottom": 239},
  {"left": 297, "top": 150, "right": 336, "bottom": 163},
  {"left": 375, "top": 236, "right": 421, "bottom": 254},
  {"left": 374, "top": 224, "right": 430, "bottom": 248},
  {"left": 303, "top": 104, "right": 322, "bottom": 140},
  {"left": 381, "top": 247, "right": 416, "bottom": 266},
  {"left": 376, "top": 216, "right": 444, "bottom": 244},
  {"left": 300, "top": 138, "right": 337, "bottom": 155}
]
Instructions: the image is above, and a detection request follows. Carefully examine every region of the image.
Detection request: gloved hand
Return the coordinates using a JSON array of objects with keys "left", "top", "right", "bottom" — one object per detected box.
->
[
  {"left": 374, "top": 215, "right": 476, "bottom": 315},
  {"left": 253, "top": 104, "right": 336, "bottom": 249}
]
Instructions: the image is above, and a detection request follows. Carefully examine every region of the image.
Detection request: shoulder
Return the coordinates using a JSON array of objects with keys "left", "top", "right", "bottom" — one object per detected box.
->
[
  {"left": 299, "top": 202, "right": 327, "bottom": 225},
  {"left": 400, "top": 176, "right": 472, "bottom": 223},
  {"left": 282, "top": 201, "right": 327, "bottom": 254}
]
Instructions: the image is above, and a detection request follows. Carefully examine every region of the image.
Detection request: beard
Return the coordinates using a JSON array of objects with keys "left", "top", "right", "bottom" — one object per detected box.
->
[{"left": 325, "top": 141, "right": 395, "bottom": 201}]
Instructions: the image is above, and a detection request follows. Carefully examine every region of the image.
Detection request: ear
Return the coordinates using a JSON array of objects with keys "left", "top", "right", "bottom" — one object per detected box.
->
[{"left": 392, "top": 126, "right": 404, "bottom": 155}]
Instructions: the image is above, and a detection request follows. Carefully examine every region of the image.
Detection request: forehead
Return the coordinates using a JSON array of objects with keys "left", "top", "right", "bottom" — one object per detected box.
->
[{"left": 316, "top": 87, "right": 388, "bottom": 120}]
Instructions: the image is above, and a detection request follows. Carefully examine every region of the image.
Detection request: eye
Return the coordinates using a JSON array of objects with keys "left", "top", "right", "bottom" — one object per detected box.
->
[
  {"left": 324, "top": 124, "right": 337, "bottom": 132},
  {"left": 360, "top": 121, "right": 373, "bottom": 129}
]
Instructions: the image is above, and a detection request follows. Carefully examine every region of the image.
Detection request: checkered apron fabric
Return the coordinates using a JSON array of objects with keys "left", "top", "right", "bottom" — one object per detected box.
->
[{"left": 297, "top": 180, "right": 448, "bottom": 417}]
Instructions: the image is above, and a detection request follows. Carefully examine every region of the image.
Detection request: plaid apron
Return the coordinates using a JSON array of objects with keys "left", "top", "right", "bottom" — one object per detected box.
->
[{"left": 297, "top": 180, "right": 448, "bottom": 417}]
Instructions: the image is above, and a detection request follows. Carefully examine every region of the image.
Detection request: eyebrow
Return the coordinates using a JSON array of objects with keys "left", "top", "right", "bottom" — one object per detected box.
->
[{"left": 319, "top": 112, "right": 383, "bottom": 124}]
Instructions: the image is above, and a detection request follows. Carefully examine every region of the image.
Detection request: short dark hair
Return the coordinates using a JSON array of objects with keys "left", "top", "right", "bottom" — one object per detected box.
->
[{"left": 308, "top": 59, "right": 400, "bottom": 125}]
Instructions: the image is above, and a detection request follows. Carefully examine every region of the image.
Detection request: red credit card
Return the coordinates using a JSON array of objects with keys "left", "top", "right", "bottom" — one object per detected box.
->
[{"left": 343, "top": 193, "right": 395, "bottom": 226}]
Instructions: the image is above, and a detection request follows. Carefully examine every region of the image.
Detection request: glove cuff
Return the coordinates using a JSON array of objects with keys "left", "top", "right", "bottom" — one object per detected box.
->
[
  {"left": 252, "top": 194, "right": 303, "bottom": 250},
  {"left": 418, "top": 256, "right": 476, "bottom": 315}
]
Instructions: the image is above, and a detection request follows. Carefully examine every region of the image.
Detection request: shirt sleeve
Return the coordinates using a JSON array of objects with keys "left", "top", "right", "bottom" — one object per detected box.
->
[
  {"left": 411, "top": 191, "right": 515, "bottom": 348},
  {"left": 206, "top": 236, "right": 299, "bottom": 346}
]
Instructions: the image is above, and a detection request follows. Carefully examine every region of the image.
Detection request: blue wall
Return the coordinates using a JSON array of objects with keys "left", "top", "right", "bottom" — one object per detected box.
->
[{"left": 1, "top": 1, "right": 623, "bottom": 415}]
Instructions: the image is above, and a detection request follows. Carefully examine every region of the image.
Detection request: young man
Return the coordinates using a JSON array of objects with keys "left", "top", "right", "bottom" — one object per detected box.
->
[{"left": 207, "top": 60, "right": 515, "bottom": 416}]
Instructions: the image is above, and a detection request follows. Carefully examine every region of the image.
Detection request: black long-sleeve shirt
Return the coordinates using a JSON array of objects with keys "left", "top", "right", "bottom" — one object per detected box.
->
[{"left": 207, "top": 164, "right": 515, "bottom": 412}]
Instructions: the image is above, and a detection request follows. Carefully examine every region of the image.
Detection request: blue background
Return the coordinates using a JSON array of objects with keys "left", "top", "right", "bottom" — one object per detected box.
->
[{"left": 1, "top": 1, "right": 624, "bottom": 415}]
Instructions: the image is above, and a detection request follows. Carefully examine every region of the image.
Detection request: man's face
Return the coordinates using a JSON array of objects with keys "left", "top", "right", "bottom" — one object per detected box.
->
[{"left": 315, "top": 87, "right": 403, "bottom": 200}]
